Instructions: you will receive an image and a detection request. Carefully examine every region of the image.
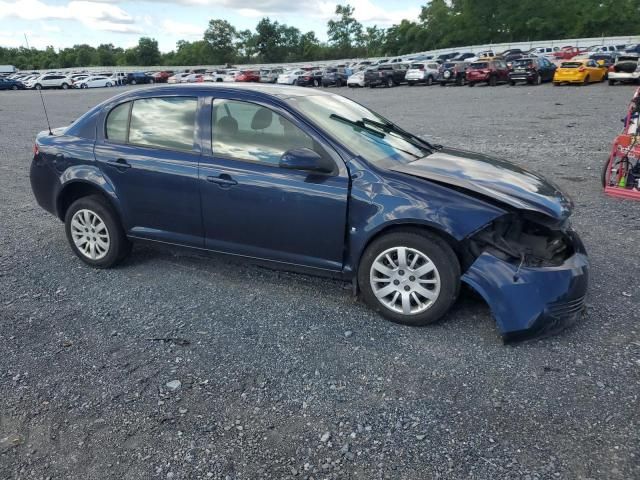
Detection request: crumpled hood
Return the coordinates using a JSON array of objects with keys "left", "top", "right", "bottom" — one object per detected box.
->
[{"left": 390, "top": 147, "right": 573, "bottom": 221}]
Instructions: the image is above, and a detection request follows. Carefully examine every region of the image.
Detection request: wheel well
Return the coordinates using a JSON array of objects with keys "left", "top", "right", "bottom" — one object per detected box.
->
[
  {"left": 56, "top": 182, "right": 114, "bottom": 221},
  {"left": 358, "top": 223, "right": 464, "bottom": 270}
]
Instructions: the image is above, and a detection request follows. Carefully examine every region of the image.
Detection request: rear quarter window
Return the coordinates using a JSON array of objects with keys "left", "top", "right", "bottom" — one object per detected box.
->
[{"left": 105, "top": 102, "right": 131, "bottom": 142}]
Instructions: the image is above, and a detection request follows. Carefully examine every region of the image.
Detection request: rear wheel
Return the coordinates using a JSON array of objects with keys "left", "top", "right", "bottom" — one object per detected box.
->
[
  {"left": 64, "top": 195, "right": 131, "bottom": 268},
  {"left": 509, "top": 80, "right": 516, "bottom": 86},
  {"left": 582, "top": 75, "right": 590, "bottom": 86},
  {"left": 439, "top": 82, "right": 446, "bottom": 87},
  {"left": 34, "top": 84, "right": 42, "bottom": 90},
  {"left": 535, "top": 73, "right": 542, "bottom": 85},
  {"left": 426, "top": 76, "right": 433, "bottom": 86},
  {"left": 149, "top": 79, "right": 154, "bottom": 84},
  {"left": 386, "top": 77, "right": 394, "bottom": 88},
  {"left": 11, "top": 85, "right": 18, "bottom": 90},
  {"left": 489, "top": 75, "right": 497, "bottom": 86},
  {"left": 608, "top": 79, "right": 615, "bottom": 86},
  {"left": 455, "top": 76, "right": 464, "bottom": 86},
  {"left": 408, "top": 81, "right": 415, "bottom": 86},
  {"left": 106, "top": 82, "right": 112, "bottom": 87},
  {"left": 358, "top": 230, "right": 460, "bottom": 326},
  {"left": 468, "top": 82, "right": 475, "bottom": 87},
  {"left": 130, "top": 79, "right": 137, "bottom": 85}
]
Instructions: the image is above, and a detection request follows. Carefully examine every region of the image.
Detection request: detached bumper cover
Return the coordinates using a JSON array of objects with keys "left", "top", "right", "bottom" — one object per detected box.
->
[
  {"left": 461, "top": 233, "right": 589, "bottom": 341},
  {"left": 609, "top": 71, "right": 640, "bottom": 81}
]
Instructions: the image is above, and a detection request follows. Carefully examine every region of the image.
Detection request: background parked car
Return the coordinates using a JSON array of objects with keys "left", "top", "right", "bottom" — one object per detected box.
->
[
  {"left": 588, "top": 53, "right": 616, "bottom": 69},
  {"left": 167, "top": 73, "right": 189, "bottom": 84},
  {"left": 553, "top": 59, "right": 607, "bottom": 85},
  {"left": 235, "top": 70, "right": 260, "bottom": 82},
  {"left": 296, "top": 70, "right": 323, "bottom": 87},
  {"left": 0, "top": 77, "right": 25, "bottom": 90},
  {"left": 75, "top": 75, "right": 113, "bottom": 89},
  {"left": 276, "top": 69, "right": 305, "bottom": 85},
  {"left": 364, "top": 63, "right": 408, "bottom": 88},
  {"left": 321, "top": 67, "right": 349, "bottom": 87},
  {"left": 223, "top": 70, "right": 240, "bottom": 82},
  {"left": 126, "top": 72, "right": 155, "bottom": 85},
  {"left": 466, "top": 59, "right": 510, "bottom": 86},
  {"left": 508, "top": 56, "right": 557, "bottom": 85},
  {"left": 152, "top": 71, "right": 174, "bottom": 83},
  {"left": 405, "top": 62, "right": 439, "bottom": 86},
  {"left": 28, "top": 74, "right": 72, "bottom": 90},
  {"left": 347, "top": 70, "right": 366, "bottom": 87},
  {"left": 625, "top": 44, "right": 640, "bottom": 54},
  {"left": 530, "top": 46, "right": 560, "bottom": 56},
  {"left": 437, "top": 61, "right": 469, "bottom": 86},
  {"left": 182, "top": 73, "right": 204, "bottom": 83},
  {"left": 259, "top": 68, "right": 283, "bottom": 83},
  {"left": 608, "top": 54, "right": 640, "bottom": 85}
]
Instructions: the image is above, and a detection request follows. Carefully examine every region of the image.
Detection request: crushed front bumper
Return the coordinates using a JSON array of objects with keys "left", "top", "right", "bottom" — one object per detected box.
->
[{"left": 462, "top": 231, "right": 589, "bottom": 342}]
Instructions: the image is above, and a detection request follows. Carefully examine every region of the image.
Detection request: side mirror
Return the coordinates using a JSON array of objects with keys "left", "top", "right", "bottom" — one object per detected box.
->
[{"left": 279, "top": 147, "right": 335, "bottom": 174}]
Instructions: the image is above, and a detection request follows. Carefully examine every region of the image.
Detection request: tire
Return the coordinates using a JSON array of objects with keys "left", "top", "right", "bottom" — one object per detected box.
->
[
  {"left": 455, "top": 76, "right": 464, "bottom": 86},
  {"left": 81, "top": 84, "right": 87, "bottom": 89},
  {"left": 34, "top": 84, "right": 42, "bottom": 90},
  {"left": 468, "top": 82, "right": 475, "bottom": 87},
  {"left": 106, "top": 82, "right": 112, "bottom": 87},
  {"left": 386, "top": 77, "right": 394, "bottom": 88},
  {"left": 509, "top": 80, "right": 516, "bottom": 86},
  {"left": 11, "top": 85, "right": 18, "bottom": 90},
  {"left": 489, "top": 75, "right": 497, "bottom": 86},
  {"left": 358, "top": 230, "right": 460, "bottom": 326},
  {"left": 439, "top": 82, "right": 446, "bottom": 87},
  {"left": 314, "top": 79, "right": 320, "bottom": 87},
  {"left": 130, "top": 79, "right": 137, "bottom": 85},
  {"left": 608, "top": 79, "right": 615, "bottom": 86},
  {"left": 336, "top": 79, "right": 342, "bottom": 87},
  {"left": 408, "top": 81, "right": 414, "bottom": 86},
  {"left": 426, "top": 76, "right": 433, "bottom": 86},
  {"left": 61, "top": 83, "right": 69, "bottom": 90},
  {"left": 535, "top": 73, "right": 542, "bottom": 85},
  {"left": 369, "top": 83, "right": 375, "bottom": 88},
  {"left": 553, "top": 82, "right": 560, "bottom": 86},
  {"left": 64, "top": 195, "right": 131, "bottom": 268},
  {"left": 582, "top": 75, "right": 590, "bottom": 86},
  {"left": 601, "top": 157, "right": 611, "bottom": 188},
  {"left": 149, "top": 79, "right": 155, "bottom": 84}
]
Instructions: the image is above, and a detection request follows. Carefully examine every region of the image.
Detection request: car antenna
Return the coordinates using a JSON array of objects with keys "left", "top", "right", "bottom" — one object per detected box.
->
[{"left": 25, "top": 34, "right": 53, "bottom": 135}]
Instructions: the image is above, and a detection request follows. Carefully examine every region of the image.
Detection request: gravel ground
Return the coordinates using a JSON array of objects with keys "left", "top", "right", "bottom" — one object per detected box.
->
[{"left": 1, "top": 82, "right": 639, "bottom": 480}]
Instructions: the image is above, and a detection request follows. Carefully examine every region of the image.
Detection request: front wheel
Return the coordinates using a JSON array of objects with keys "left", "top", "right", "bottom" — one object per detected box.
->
[
  {"left": 358, "top": 230, "right": 460, "bottom": 326},
  {"left": 11, "top": 85, "right": 18, "bottom": 90},
  {"left": 608, "top": 79, "right": 615, "bottom": 86},
  {"left": 130, "top": 79, "right": 137, "bottom": 85},
  {"left": 426, "top": 76, "right": 433, "bottom": 86},
  {"left": 386, "top": 77, "right": 394, "bottom": 88},
  {"left": 489, "top": 75, "right": 497, "bottom": 86},
  {"left": 64, "top": 195, "right": 131, "bottom": 268},
  {"left": 106, "top": 82, "right": 112, "bottom": 87},
  {"left": 468, "top": 82, "right": 475, "bottom": 87},
  {"left": 34, "top": 84, "right": 42, "bottom": 90},
  {"left": 61, "top": 83, "right": 69, "bottom": 90}
]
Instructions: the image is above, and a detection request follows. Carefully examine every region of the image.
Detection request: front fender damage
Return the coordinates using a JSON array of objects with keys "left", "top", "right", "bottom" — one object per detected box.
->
[{"left": 460, "top": 215, "right": 589, "bottom": 341}]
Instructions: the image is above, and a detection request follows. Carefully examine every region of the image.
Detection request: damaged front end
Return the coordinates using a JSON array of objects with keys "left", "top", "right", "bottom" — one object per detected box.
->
[{"left": 461, "top": 213, "right": 589, "bottom": 342}]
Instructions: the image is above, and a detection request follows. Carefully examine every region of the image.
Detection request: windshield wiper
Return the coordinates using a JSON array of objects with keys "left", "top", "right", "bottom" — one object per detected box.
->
[
  {"left": 361, "top": 118, "right": 438, "bottom": 152},
  {"left": 329, "top": 114, "right": 423, "bottom": 159}
]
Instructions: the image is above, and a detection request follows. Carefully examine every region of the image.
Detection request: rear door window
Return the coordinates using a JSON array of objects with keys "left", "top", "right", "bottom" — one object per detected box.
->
[{"left": 128, "top": 97, "right": 198, "bottom": 151}]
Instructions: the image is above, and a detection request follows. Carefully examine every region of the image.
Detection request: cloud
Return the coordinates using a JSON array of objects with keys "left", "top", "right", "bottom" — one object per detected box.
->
[
  {"left": 162, "top": 19, "right": 203, "bottom": 38},
  {"left": 0, "top": 0, "right": 143, "bottom": 33}
]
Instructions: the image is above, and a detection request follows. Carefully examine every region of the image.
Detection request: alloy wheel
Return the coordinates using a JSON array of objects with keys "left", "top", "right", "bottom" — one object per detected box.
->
[
  {"left": 369, "top": 246, "right": 441, "bottom": 315},
  {"left": 70, "top": 209, "right": 110, "bottom": 260}
]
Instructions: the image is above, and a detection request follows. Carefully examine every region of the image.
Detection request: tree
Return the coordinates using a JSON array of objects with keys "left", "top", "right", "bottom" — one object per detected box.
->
[
  {"left": 327, "top": 4, "right": 363, "bottom": 57},
  {"left": 136, "top": 37, "right": 161, "bottom": 66},
  {"left": 204, "top": 19, "right": 237, "bottom": 64}
]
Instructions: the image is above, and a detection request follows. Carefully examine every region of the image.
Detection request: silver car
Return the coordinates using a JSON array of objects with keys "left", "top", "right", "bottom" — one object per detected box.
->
[
  {"left": 259, "top": 68, "right": 283, "bottom": 83},
  {"left": 405, "top": 62, "right": 440, "bottom": 86},
  {"left": 608, "top": 54, "right": 640, "bottom": 85}
]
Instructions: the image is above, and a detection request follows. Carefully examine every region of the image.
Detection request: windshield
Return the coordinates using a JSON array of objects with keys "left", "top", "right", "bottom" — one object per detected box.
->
[
  {"left": 513, "top": 59, "right": 534, "bottom": 67},
  {"left": 561, "top": 62, "right": 582, "bottom": 68},
  {"left": 287, "top": 94, "right": 432, "bottom": 167},
  {"left": 470, "top": 62, "right": 489, "bottom": 69},
  {"left": 410, "top": 63, "right": 425, "bottom": 69}
]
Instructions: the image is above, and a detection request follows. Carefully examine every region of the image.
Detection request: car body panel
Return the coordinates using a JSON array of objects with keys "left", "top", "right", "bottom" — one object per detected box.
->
[
  {"left": 389, "top": 147, "right": 573, "bottom": 221},
  {"left": 508, "top": 57, "right": 557, "bottom": 83}
]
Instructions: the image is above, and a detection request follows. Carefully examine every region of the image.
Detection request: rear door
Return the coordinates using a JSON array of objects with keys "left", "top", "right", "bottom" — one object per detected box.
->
[
  {"left": 93, "top": 95, "right": 204, "bottom": 247},
  {"left": 198, "top": 94, "right": 349, "bottom": 271}
]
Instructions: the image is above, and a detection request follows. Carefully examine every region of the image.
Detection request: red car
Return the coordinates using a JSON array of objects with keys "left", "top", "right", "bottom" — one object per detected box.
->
[
  {"left": 466, "top": 59, "right": 510, "bottom": 86},
  {"left": 553, "top": 47, "right": 584, "bottom": 61},
  {"left": 235, "top": 70, "right": 260, "bottom": 82},
  {"left": 152, "top": 71, "right": 174, "bottom": 83}
]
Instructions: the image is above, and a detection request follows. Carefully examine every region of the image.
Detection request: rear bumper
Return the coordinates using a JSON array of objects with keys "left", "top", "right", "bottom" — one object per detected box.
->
[
  {"left": 609, "top": 71, "right": 640, "bottom": 81},
  {"left": 467, "top": 73, "right": 490, "bottom": 82},
  {"left": 462, "top": 231, "right": 589, "bottom": 342},
  {"left": 509, "top": 72, "right": 536, "bottom": 81}
]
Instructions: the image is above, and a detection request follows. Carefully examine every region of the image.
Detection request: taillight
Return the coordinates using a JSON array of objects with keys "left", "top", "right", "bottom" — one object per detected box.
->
[
  {"left": 33, "top": 143, "right": 39, "bottom": 156},
  {"left": 608, "top": 65, "right": 615, "bottom": 72},
  {"left": 578, "top": 66, "right": 586, "bottom": 72}
]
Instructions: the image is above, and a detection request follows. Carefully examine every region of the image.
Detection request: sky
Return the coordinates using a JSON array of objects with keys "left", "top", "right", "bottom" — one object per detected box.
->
[{"left": 0, "top": 0, "right": 423, "bottom": 52}]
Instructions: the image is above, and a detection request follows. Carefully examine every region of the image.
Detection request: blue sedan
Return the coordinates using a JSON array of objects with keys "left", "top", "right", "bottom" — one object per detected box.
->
[{"left": 30, "top": 84, "right": 588, "bottom": 341}]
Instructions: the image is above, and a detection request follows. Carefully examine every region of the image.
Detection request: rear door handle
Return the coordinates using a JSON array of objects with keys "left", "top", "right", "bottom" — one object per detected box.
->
[
  {"left": 206, "top": 174, "right": 237, "bottom": 187},
  {"left": 107, "top": 158, "right": 131, "bottom": 170}
]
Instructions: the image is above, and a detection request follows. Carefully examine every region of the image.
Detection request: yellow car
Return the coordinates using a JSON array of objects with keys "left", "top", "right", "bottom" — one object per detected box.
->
[{"left": 553, "top": 59, "right": 608, "bottom": 86}]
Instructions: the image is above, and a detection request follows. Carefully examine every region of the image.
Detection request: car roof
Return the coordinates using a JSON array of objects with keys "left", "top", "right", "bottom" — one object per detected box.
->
[{"left": 114, "top": 83, "right": 335, "bottom": 100}]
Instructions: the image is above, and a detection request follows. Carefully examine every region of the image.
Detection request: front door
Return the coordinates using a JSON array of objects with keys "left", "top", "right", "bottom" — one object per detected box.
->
[
  {"left": 199, "top": 97, "right": 349, "bottom": 271},
  {"left": 94, "top": 95, "right": 203, "bottom": 247}
]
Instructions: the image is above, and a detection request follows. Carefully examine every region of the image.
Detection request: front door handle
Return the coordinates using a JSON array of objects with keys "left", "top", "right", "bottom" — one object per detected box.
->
[
  {"left": 107, "top": 158, "right": 131, "bottom": 170},
  {"left": 206, "top": 174, "right": 237, "bottom": 187}
]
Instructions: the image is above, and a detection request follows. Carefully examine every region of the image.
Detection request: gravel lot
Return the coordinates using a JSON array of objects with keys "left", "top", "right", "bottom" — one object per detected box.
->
[{"left": 1, "top": 82, "right": 639, "bottom": 480}]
